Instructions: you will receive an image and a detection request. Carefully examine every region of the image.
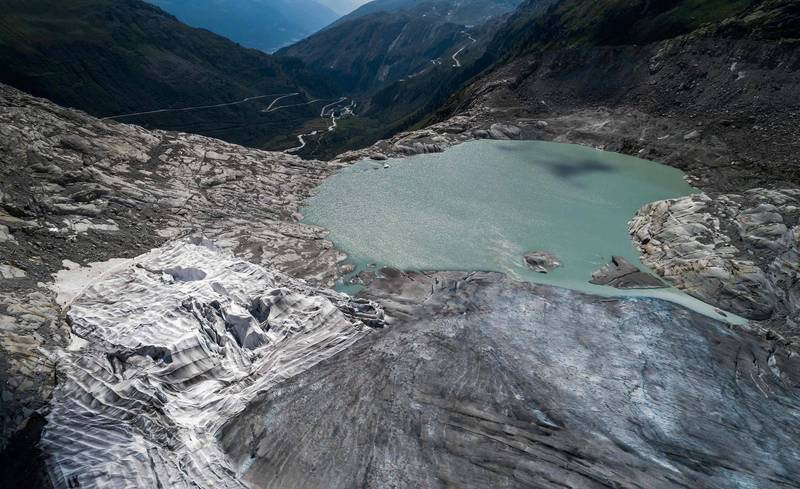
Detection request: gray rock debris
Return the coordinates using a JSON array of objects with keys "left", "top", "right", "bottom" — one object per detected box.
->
[
  {"left": 523, "top": 251, "right": 562, "bottom": 273},
  {"left": 220, "top": 271, "right": 800, "bottom": 489},
  {"left": 0, "top": 83, "right": 345, "bottom": 290},
  {"left": 0, "top": 264, "right": 26, "bottom": 279},
  {"left": 489, "top": 122, "right": 522, "bottom": 140},
  {"left": 589, "top": 255, "right": 665, "bottom": 289},
  {"left": 630, "top": 188, "right": 800, "bottom": 331},
  {"left": 683, "top": 129, "right": 701, "bottom": 140},
  {"left": 0, "top": 225, "right": 16, "bottom": 244},
  {"left": 0, "top": 290, "right": 62, "bottom": 448}
]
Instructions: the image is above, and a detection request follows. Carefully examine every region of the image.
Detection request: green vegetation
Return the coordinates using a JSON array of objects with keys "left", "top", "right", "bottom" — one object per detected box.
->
[
  {"left": 555, "top": 0, "right": 754, "bottom": 44},
  {"left": 0, "top": 0, "right": 339, "bottom": 150},
  {"left": 0, "top": 0, "right": 771, "bottom": 159},
  {"left": 494, "top": 0, "right": 756, "bottom": 57}
]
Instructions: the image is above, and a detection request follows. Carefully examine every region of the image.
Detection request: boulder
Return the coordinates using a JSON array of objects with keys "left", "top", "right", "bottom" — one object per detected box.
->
[
  {"left": 393, "top": 141, "right": 445, "bottom": 155},
  {"left": 590, "top": 256, "right": 665, "bottom": 289},
  {"left": 59, "top": 135, "right": 92, "bottom": 154},
  {"left": 683, "top": 130, "right": 701, "bottom": 140},
  {"left": 489, "top": 123, "right": 521, "bottom": 140},
  {"left": 0, "top": 224, "right": 16, "bottom": 243},
  {"left": 523, "top": 251, "right": 562, "bottom": 273},
  {"left": 0, "top": 264, "right": 26, "bottom": 279}
]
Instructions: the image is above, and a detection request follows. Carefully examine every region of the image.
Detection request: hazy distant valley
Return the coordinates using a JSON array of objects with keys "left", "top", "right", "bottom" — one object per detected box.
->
[{"left": 144, "top": 0, "right": 341, "bottom": 52}]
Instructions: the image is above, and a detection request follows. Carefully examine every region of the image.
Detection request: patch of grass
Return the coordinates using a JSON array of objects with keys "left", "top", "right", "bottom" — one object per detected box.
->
[
  {"left": 631, "top": 0, "right": 754, "bottom": 42},
  {"left": 498, "top": 0, "right": 756, "bottom": 54}
]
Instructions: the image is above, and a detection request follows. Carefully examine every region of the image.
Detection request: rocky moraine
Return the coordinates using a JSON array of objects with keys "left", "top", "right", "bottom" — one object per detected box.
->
[{"left": 1, "top": 1, "right": 800, "bottom": 485}]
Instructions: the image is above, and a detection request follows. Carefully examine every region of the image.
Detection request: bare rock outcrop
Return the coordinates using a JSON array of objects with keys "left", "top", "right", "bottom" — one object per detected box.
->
[
  {"left": 590, "top": 255, "right": 665, "bottom": 289},
  {"left": 630, "top": 189, "right": 800, "bottom": 332},
  {"left": 523, "top": 251, "right": 562, "bottom": 273}
]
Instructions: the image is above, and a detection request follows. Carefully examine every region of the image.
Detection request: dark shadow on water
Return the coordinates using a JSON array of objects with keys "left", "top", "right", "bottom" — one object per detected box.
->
[
  {"left": 493, "top": 143, "right": 617, "bottom": 183},
  {"left": 544, "top": 159, "right": 616, "bottom": 179}
]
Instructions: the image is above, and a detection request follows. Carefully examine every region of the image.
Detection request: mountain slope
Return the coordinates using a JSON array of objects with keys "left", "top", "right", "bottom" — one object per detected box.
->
[
  {"left": 275, "top": 0, "right": 522, "bottom": 157},
  {"left": 281, "top": 11, "right": 468, "bottom": 92},
  {"left": 145, "top": 0, "right": 340, "bottom": 53},
  {"left": 280, "top": 0, "right": 520, "bottom": 91},
  {"left": 491, "top": 0, "right": 756, "bottom": 55},
  {"left": 318, "top": 0, "right": 368, "bottom": 15},
  {"left": 334, "top": 0, "right": 521, "bottom": 26},
  {"left": 2, "top": 83, "right": 799, "bottom": 489},
  {"left": 0, "top": 81, "right": 374, "bottom": 486},
  {"left": 0, "top": 0, "right": 339, "bottom": 150}
]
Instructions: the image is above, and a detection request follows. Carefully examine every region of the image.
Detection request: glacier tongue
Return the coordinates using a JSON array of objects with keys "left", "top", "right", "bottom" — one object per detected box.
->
[{"left": 42, "top": 239, "right": 383, "bottom": 489}]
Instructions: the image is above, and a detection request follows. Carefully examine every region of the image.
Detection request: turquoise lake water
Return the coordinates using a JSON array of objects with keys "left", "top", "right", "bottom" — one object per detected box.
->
[{"left": 302, "top": 140, "right": 745, "bottom": 324}]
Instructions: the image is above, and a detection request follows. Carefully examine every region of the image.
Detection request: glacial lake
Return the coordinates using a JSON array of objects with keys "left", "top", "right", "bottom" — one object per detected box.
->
[{"left": 302, "top": 140, "right": 745, "bottom": 324}]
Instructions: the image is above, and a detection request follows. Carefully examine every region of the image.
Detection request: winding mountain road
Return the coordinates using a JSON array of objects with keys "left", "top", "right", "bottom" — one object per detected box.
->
[
  {"left": 319, "top": 97, "right": 348, "bottom": 117},
  {"left": 451, "top": 46, "right": 467, "bottom": 67},
  {"left": 262, "top": 93, "right": 305, "bottom": 112},
  {"left": 285, "top": 97, "right": 356, "bottom": 154},
  {"left": 286, "top": 131, "right": 317, "bottom": 153},
  {"left": 451, "top": 30, "right": 478, "bottom": 68},
  {"left": 102, "top": 93, "right": 297, "bottom": 120}
]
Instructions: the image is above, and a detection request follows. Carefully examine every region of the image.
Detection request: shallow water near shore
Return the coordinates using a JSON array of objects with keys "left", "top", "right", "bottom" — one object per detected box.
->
[{"left": 303, "top": 140, "right": 746, "bottom": 324}]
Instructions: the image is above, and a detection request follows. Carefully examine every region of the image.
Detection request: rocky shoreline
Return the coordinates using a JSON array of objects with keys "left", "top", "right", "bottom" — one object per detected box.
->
[
  {"left": 631, "top": 189, "right": 800, "bottom": 337},
  {"left": 333, "top": 106, "right": 800, "bottom": 338},
  {"left": 331, "top": 8, "right": 800, "bottom": 342}
]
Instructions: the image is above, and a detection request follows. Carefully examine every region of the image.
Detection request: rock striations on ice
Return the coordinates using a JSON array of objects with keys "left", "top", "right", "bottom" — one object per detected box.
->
[
  {"left": 41, "top": 239, "right": 383, "bottom": 489},
  {"left": 219, "top": 271, "right": 800, "bottom": 489}
]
